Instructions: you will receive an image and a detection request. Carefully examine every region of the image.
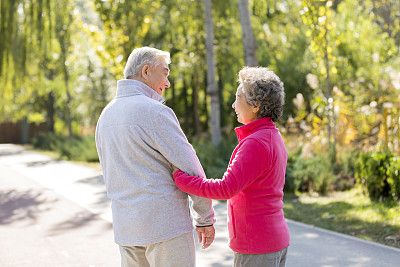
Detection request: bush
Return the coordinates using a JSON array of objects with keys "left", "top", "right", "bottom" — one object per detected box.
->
[
  {"left": 31, "top": 133, "right": 99, "bottom": 162},
  {"left": 354, "top": 151, "right": 400, "bottom": 201},
  {"left": 57, "top": 136, "right": 99, "bottom": 162},
  {"left": 285, "top": 148, "right": 335, "bottom": 195},
  {"left": 31, "top": 132, "right": 62, "bottom": 150},
  {"left": 284, "top": 148, "right": 302, "bottom": 193},
  {"left": 388, "top": 156, "right": 400, "bottom": 201},
  {"left": 291, "top": 155, "right": 335, "bottom": 195},
  {"left": 333, "top": 150, "right": 357, "bottom": 191},
  {"left": 192, "top": 135, "right": 236, "bottom": 178}
]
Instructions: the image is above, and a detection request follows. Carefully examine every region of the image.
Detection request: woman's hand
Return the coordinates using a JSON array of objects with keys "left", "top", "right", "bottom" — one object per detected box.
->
[{"left": 172, "top": 165, "right": 179, "bottom": 173}]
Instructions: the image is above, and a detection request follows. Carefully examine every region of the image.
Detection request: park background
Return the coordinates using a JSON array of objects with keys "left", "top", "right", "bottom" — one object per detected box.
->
[{"left": 0, "top": 0, "right": 399, "bottom": 248}]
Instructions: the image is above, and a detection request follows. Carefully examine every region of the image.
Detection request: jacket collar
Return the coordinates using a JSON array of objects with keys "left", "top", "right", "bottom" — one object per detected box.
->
[
  {"left": 116, "top": 79, "right": 165, "bottom": 103},
  {"left": 234, "top": 117, "right": 276, "bottom": 141}
]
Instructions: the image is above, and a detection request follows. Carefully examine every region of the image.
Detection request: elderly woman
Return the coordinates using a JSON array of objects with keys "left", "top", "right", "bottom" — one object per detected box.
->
[{"left": 173, "top": 67, "right": 290, "bottom": 267}]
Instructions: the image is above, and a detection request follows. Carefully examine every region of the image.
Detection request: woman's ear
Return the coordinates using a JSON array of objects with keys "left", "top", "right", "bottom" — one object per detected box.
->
[{"left": 252, "top": 105, "right": 260, "bottom": 114}]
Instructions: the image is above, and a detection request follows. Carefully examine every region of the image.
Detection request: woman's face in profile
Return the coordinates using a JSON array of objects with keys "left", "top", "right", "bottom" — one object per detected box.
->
[{"left": 232, "top": 85, "right": 258, "bottom": 125}]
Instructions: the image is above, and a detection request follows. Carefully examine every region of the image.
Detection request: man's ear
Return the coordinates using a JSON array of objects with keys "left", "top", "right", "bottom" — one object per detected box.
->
[{"left": 141, "top": 65, "right": 150, "bottom": 79}]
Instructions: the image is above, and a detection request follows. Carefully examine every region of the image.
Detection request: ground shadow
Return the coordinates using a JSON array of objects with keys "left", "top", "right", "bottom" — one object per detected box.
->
[
  {"left": 25, "top": 159, "right": 60, "bottom": 167},
  {"left": 0, "top": 189, "right": 55, "bottom": 225},
  {"left": 211, "top": 254, "right": 233, "bottom": 267},
  {"left": 94, "top": 190, "right": 109, "bottom": 207},
  {"left": 0, "top": 148, "right": 23, "bottom": 157},
  {"left": 76, "top": 175, "right": 104, "bottom": 186},
  {"left": 47, "top": 210, "right": 112, "bottom": 236}
]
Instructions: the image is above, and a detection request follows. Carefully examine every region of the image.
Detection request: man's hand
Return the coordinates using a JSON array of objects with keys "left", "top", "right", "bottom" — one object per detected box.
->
[{"left": 196, "top": 225, "right": 215, "bottom": 249}]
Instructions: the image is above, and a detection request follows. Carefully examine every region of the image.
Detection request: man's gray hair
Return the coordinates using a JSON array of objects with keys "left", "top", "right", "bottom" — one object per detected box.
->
[
  {"left": 238, "top": 67, "right": 285, "bottom": 122},
  {"left": 123, "top": 47, "right": 171, "bottom": 79}
]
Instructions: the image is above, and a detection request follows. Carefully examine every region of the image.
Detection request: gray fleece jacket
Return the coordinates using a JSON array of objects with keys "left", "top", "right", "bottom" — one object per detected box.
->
[{"left": 95, "top": 79, "right": 215, "bottom": 246}]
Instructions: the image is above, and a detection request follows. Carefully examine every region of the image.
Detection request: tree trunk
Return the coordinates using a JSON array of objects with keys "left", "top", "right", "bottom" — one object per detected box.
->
[
  {"left": 169, "top": 77, "right": 176, "bottom": 107},
  {"left": 238, "top": 0, "right": 258, "bottom": 66},
  {"left": 47, "top": 92, "right": 55, "bottom": 133},
  {"left": 203, "top": 71, "right": 209, "bottom": 131},
  {"left": 217, "top": 66, "right": 225, "bottom": 127},
  {"left": 60, "top": 47, "right": 73, "bottom": 137},
  {"left": 43, "top": 57, "right": 56, "bottom": 133},
  {"left": 324, "top": 17, "right": 336, "bottom": 164},
  {"left": 64, "top": 71, "right": 73, "bottom": 137},
  {"left": 204, "top": 0, "right": 221, "bottom": 145},
  {"left": 192, "top": 72, "right": 201, "bottom": 136},
  {"left": 182, "top": 76, "right": 190, "bottom": 132},
  {"left": 20, "top": 117, "right": 29, "bottom": 144}
]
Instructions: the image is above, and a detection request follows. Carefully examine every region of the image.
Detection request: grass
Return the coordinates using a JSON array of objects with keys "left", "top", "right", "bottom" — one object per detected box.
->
[{"left": 284, "top": 188, "right": 400, "bottom": 248}]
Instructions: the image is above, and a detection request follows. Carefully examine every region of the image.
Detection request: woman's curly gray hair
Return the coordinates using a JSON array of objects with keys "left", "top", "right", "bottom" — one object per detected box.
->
[{"left": 238, "top": 67, "right": 285, "bottom": 122}]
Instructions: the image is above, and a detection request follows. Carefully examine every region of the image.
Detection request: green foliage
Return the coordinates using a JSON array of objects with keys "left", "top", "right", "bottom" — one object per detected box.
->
[
  {"left": 32, "top": 133, "right": 98, "bottom": 162},
  {"left": 355, "top": 151, "right": 400, "bottom": 201},
  {"left": 31, "top": 132, "right": 61, "bottom": 151},
  {"left": 191, "top": 134, "right": 237, "bottom": 178},
  {"left": 387, "top": 157, "right": 400, "bottom": 201},
  {"left": 333, "top": 149, "right": 357, "bottom": 191},
  {"left": 284, "top": 147, "right": 302, "bottom": 193},
  {"left": 287, "top": 152, "right": 335, "bottom": 195}
]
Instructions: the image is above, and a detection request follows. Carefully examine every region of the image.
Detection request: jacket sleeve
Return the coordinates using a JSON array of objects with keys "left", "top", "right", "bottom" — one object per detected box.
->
[
  {"left": 151, "top": 105, "right": 215, "bottom": 226},
  {"left": 95, "top": 122, "right": 103, "bottom": 165},
  {"left": 173, "top": 138, "right": 269, "bottom": 200}
]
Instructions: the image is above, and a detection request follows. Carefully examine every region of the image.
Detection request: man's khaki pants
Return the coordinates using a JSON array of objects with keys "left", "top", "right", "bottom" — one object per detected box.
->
[{"left": 119, "top": 232, "right": 195, "bottom": 267}]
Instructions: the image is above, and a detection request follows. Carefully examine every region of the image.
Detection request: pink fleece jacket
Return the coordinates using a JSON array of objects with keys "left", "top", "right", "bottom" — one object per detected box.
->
[{"left": 173, "top": 117, "right": 290, "bottom": 254}]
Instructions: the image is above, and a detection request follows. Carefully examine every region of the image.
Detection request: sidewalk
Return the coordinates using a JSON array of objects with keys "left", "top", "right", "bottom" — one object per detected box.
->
[
  {"left": 1, "top": 144, "right": 399, "bottom": 266},
  {"left": 0, "top": 152, "right": 119, "bottom": 266}
]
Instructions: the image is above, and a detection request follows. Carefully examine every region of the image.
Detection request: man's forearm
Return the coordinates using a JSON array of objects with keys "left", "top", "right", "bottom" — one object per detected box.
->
[{"left": 190, "top": 194, "right": 215, "bottom": 226}]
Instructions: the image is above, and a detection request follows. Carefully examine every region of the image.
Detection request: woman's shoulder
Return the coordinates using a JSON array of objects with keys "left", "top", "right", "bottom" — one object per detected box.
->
[{"left": 240, "top": 136, "right": 270, "bottom": 155}]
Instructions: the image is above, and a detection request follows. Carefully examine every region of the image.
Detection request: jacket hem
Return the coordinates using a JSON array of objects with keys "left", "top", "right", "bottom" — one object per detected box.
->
[{"left": 115, "top": 228, "right": 193, "bottom": 247}]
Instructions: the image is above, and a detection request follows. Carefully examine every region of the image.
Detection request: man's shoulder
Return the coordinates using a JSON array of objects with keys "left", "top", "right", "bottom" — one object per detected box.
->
[{"left": 151, "top": 102, "right": 176, "bottom": 119}]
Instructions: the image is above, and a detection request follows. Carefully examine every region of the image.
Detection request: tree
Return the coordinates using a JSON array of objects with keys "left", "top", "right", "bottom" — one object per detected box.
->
[
  {"left": 238, "top": 0, "right": 258, "bottom": 66},
  {"left": 204, "top": 0, "right": 222, "bottom": 145},
  {"left": 55, "top": 2, "right": 74, "bottom": 136},
  {"left": 301, "top": 0, "right": 337, "bottom": 163}
]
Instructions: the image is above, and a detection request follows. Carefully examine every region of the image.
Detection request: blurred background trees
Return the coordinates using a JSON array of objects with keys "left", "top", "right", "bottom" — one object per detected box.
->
[{"left": 1, "top": 0, "right": 399, "bottom": 201}]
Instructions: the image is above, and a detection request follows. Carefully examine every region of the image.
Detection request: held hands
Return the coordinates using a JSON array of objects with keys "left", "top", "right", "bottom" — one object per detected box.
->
[{"left": 196, "top": 225, "right": 215, "bottom": 249}]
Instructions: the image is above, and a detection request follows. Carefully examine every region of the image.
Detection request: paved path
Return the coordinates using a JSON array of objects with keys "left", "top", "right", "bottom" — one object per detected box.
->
[
  {"left": 0, "top": 153, "right": 119, "bottom": 266},
  {"left": 0, "top": 144, "right": 399, "bottom": 266}
]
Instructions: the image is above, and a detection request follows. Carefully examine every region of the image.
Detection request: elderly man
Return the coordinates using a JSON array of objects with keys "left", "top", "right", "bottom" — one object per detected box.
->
[{"left": 95, "top": 47, "right": 215, "bottom": 267}]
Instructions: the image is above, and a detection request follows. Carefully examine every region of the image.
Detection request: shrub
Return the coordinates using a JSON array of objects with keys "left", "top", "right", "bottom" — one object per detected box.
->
[
  {"left": 31, "top": 132, "right": 62, "bottom": 150},
  {"left": 57, "top": 136, "right": 99, "bottom": 162},
  {"left": 354, "top": 152, "right": 394, "bottom": 201},
  {"left": 290, "top": 154, "right": 335, "bottom": 195},
  {"left": 387, "top": 156, "right": 400, "bottom": 201},
  {"left": 284, "top": 148, "right": 302, "bottom": 193},
  {"left": 31, "top": 133, "right": 99, "bottom": 162},
  {"left": 333, "top": 150, "right": 357, "bottom": 191},
  {"left": 192, "top": 135, "right": 236, "bottom": 178}
]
